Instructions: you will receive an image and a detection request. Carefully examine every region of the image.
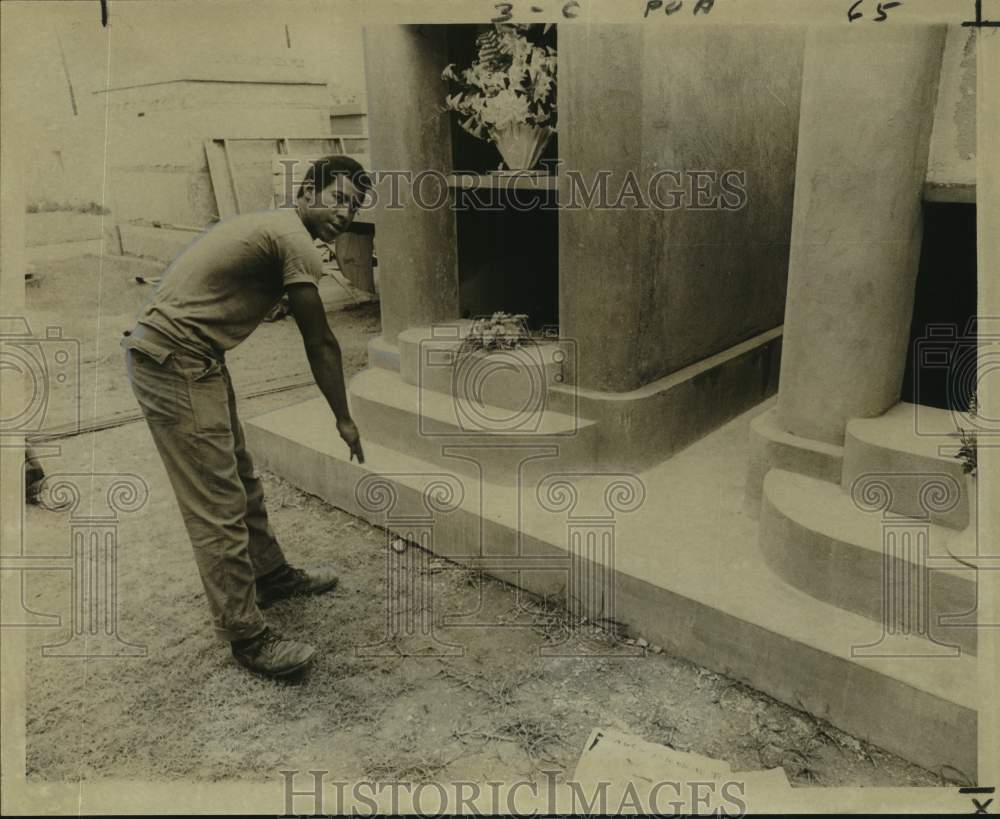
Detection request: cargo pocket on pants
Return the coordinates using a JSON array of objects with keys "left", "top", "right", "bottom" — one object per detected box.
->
[
  {"left": 172, "top": 354, "right": 231, "bottom": 436},
  {"left": 189, "top": 377, "right": 231, "bottom": 435}
]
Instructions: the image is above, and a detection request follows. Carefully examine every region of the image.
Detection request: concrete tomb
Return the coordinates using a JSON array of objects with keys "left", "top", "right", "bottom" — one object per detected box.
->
[{"left": 248, "top": 23, "right": 982, "bottom": 774}]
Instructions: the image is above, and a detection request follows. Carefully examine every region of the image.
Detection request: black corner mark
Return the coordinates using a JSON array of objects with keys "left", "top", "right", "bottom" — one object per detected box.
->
[
  {"left": 100, "top": 0, "right": 108, "bottom": 27},
  {"left": 960, "top": 787, "right": 996, "bottom": 816},
  {"left": 963, "top": 0, "right": 1000, "bottom": 25}
]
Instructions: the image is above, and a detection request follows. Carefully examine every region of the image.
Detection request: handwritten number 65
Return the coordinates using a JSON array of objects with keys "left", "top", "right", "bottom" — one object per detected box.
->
[{"left": 849, "top": 0, "right": 904, "bottom": 22}]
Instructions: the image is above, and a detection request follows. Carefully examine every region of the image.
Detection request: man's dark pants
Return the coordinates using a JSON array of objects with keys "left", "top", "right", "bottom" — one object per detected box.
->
[{"left": 123, "top": 330, "right": 286, "bottom": 641}]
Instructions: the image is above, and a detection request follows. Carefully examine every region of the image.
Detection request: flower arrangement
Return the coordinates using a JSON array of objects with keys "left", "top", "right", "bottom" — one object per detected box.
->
[
  {"left": 442, "top": 24, "right": 557, "bottom": 169},
  {"left": 955, "top": 390, "right": 978, "bottom": 477},
  {"left": 461, "top": 312, "right": 531, "bottom": 353},
  {"left": 957, "top": 428, "right": 977, "bottom": 476}
]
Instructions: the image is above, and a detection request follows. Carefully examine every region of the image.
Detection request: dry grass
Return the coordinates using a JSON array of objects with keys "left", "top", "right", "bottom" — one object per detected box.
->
[
  {"left": 360, "top": 749, "right": 462, "bottom": 783},
  {"left": 24, "top": 422, "right": 946, "bottom": 787},
  {"left": 453, "top": 715, "right": 568, "bottom": 766}
]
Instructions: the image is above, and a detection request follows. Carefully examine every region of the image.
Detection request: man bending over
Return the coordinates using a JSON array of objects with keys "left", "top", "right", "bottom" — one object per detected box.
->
[{"left": 124, "top": 155, "right": 367, "bottom": 677}]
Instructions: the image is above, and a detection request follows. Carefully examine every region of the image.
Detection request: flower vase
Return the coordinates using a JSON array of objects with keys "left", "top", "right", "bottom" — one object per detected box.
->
[{"left": 490, "top": 124, "right": 554, "bottom": 171}]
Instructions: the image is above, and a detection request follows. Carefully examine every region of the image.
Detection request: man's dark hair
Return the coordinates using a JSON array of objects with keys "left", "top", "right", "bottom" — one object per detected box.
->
[{"left": 298, "top": 154, "right": 372, "bottom": 201}]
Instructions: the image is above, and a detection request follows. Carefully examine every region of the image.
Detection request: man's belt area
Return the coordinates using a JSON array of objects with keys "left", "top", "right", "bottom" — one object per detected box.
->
[{"left": 122, "top": 324, "right": 221, "bottom": 365}]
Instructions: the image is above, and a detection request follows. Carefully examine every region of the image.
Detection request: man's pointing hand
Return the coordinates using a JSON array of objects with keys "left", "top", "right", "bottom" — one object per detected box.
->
[{"left": 337, "top": 417, "right": 365, "bottom": 464}]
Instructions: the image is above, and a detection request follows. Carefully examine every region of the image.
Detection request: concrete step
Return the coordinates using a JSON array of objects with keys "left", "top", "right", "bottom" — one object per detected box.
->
[
  {"left": 397, "top": 324, "right": 571, "bottom": 415},
  {"left": 761, "top": 468, "right": 979, "bottom": 656},
  {"left": 745, "top": 404, "right": 844, "bottom": 514},
  {"left": 348, "top": 367, "right": 600, "bottom": 483},
  {"left": 367, "top": 334, "right": 401, "bottom": 373},
  {"left": 842, "top": 402, "right": 975, "bottom": 530},
  {"left": 245, "top": 399, "right": 977, "bottom": 775}
]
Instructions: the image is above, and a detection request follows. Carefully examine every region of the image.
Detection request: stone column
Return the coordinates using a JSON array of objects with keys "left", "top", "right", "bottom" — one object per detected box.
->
[
  {"left": 775, "top": 25, "right": 946, "bottom": 445},
  {"left": 363, "top": 25, "right": 460, "bottom": 345},
  {"left": 559, "top": 25, "right": 645, "bottom": 392}
]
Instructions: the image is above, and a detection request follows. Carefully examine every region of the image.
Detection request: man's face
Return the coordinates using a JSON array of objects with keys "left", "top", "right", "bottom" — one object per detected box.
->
[{"left": 299, "top": 175, "right": 363, "bottom": 244}]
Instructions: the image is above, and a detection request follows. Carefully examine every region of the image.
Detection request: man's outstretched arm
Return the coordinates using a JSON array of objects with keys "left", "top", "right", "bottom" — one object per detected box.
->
[{"left": 286, "top": 283, "right": 364, "bottom": 463}]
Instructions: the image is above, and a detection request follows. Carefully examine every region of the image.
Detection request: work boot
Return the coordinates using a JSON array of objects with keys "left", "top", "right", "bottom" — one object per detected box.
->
[
  {"left": 231, "top": 627, "right": 316, "bottom": 677},
  {"left": 255, "top": 563, "right": 339, "bottom": 609}
]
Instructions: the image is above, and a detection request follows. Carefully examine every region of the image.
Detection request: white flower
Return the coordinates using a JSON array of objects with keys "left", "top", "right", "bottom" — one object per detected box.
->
[{"left": 441, "top": 25, "right": 556, "bottom": 140}]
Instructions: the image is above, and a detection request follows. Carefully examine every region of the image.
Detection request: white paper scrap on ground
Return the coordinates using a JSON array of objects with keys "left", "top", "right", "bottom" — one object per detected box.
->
[
  {"left": 570, "top": 728, "right": 789, "bottom": 814},
  {"left": 738, "top": 765, "right": 791, "bottom": 789}
]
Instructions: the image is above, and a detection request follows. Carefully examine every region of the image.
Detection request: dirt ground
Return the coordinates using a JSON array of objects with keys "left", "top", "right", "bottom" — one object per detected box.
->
[
  {"left": 24, "top": 252, "right": 379, "bottom": 434},
  {"left": 19, "top": 252, "right": 947, "bottom": 790}
]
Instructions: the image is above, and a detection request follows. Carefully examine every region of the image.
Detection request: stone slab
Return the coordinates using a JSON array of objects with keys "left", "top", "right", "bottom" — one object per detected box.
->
[
  {"left": 347, "top": 367, "right": 600, "bottom": 483},
  {"left": 745, "top": 404, "right": 844, "bottom": 514},
  {"left": 843, "top": 402, "right": 973, "bottom": 530},
  {"left": 246, "top": 396, "right": 977, "bottom": 774},
  {"left": 367, "top": 335, "right": 401, "bottom": 373},
  {"left": 761, "top": 468, "right": 978, "bottom": 657},
  {"left": 548, "top": 327, "right": 783, "bottom": 473}
]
